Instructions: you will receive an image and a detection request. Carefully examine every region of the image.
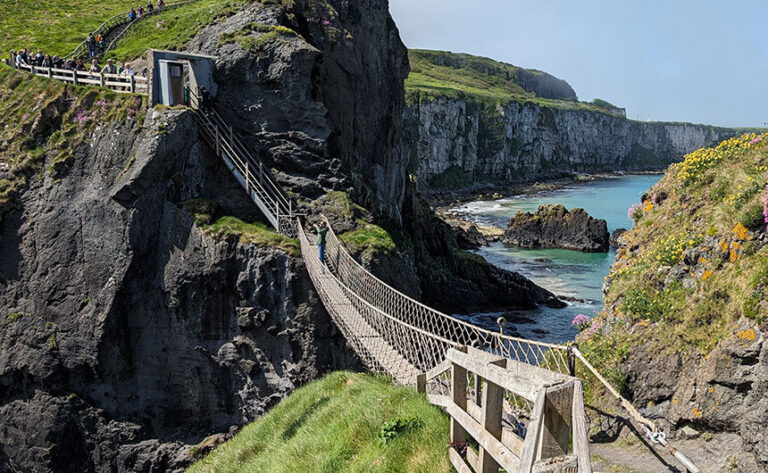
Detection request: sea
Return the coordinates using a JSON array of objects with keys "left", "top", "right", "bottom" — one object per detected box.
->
[{"left": 447, "top": 174, "right": 661, "bottom": 344}]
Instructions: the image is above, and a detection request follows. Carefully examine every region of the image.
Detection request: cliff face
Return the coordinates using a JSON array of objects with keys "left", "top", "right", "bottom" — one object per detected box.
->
[
  {"left": 187, "top": 0, "right": 410, "bottom": 221},
  {"left": 0, "top": 105, "right": 356, "bottom": 472},
  {"left": 589, "top": 132, "right": 768, "bottom": 472},
  {"left": 406, "top": 96, "right": 737, "bottom": 189}
]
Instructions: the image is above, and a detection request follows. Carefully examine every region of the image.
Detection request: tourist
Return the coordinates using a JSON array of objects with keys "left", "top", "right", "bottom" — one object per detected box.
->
[
  {"left": 52, "top": 55, "right": 64, "bottom": 69},
  {"left": 15, "top": 49, "right": 27, "bottom": 67},
  {"left": 89, "top": 60, "right": 101, "bottom": 74},
  {"left": 157, "top": 0, "right": 165, "bottom": 10},
  {"left": 147, "top": 1, "right": 154, "bottom": 13},
  {"left": 75, "top": 60, "right": 86, "bottom": 71},
  {"left": 41, "top": 54, "right": 52, "bottom": 68},
  {"left": 86, "top": 33, "right": 96, "bottom": 57},
  {"left": 314, "top": 220, "right": 328, "bottom": 266},
  {"left": 97, "top": 34, "right": 106, "bottom": 53},
  {"left": 34, "top": 50, "right": 43, "bottom": 66},
  {"left": 104, "top": 58, "right": 117, "bottom": 74},
  {"left": 129, "top": 7, "right": 137, "bottom": 21},
  {"left": 199, "top": 86, "right": 213, "bottom": 112},
  {"left": 138, "top": 5, "right": 145, "bottom": 16},
  {"left": 9, "top": 50, "right": 17, "bottom": 68}
]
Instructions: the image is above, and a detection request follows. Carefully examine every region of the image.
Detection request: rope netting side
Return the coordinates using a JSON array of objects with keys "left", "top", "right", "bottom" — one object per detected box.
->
[{"left": 322, "top": 216, "right": 571, "bottom": 375}]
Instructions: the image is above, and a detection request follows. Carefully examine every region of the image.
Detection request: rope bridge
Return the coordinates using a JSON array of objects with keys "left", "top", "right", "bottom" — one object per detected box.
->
[
  {"left": 5, "top": 52, "right": 700, "bottom": 470},
  {"left": 297, "top": 217, "right": 572, "bottom": 384}
]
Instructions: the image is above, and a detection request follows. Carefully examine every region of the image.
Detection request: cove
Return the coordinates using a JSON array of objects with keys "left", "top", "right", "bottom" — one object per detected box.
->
[{"left": 449, "top": 174, "right": 661, "bottom": 343}]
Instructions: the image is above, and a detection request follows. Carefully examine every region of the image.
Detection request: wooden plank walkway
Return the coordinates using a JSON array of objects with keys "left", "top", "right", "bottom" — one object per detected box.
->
[{"left": 298, "top": 229, "right": 421, "bottom": 385}]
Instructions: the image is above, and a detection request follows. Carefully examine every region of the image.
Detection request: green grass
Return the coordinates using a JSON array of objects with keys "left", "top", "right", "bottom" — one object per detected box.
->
[
  {"left": 0, "top": 0, "right": 133, "bottom": 54},
  {"left": 0, "top": 65, "right": 145, "bottom": 221},
  {"left": 185, "top": 371, "right": 451, "bottom": 473},
  {"left": 339, "top": 224, "right": 396, "bottom": 255},
  {"left": 202, "top": 216, "right": 300, "bottom": 256},
  {"left": 405, "top": 49, "right": 619, "bottom": 115},
  {"left": 106, "top": 0, "right": 249, "bottom": 62}
]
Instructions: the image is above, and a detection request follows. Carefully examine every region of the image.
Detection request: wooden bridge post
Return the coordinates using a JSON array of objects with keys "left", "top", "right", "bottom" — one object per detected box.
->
[
  {"left": 450, "top": 346, "right": 468, "bottom": 446},
  {"left": 538, "top": 383, "right": 574, "bottom": 461},
  {"left": 477, "top": 358, "right": 506, "bottom": 473}
]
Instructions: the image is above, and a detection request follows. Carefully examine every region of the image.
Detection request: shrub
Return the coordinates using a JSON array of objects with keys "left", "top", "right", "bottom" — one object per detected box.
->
[
  {"left": 622, "top": 288, "right": 668, "bottom": 322},
  {"left": 740, "top": 204, "right": 765, "bottom": 231},
  {"left": 379, "top": 416, "right": 423, "bottom": 444}
]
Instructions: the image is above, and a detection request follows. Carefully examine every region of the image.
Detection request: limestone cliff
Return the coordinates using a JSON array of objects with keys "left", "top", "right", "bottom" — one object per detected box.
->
[{"left": 404, "top": 51, "right": 739, "bottom": 191}]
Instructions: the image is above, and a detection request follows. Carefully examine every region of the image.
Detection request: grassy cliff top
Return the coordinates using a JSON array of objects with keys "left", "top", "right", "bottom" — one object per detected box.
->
[
  {"left": 1, "top": 0, "right": 247, "bottom": 61},
  {"left": 186, "top": 371, "right": 451, "bottom": 473},
  {"left": 580, "top": 131, "right": 768, "bottom": 388},
  {"left": 406, "top": 49, "right": 623, "bottom": 115},
  {"left": 0, "top": 0, "right": 131, "bottom": 54}
]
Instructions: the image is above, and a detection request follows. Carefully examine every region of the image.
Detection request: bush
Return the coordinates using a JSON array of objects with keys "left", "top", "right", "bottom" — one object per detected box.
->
[
  {"left": 622, "top": 288, "right": 668, "bottom": 322},
  {"left": 739, "top": 203, "right": 765, "bottom": 231}
]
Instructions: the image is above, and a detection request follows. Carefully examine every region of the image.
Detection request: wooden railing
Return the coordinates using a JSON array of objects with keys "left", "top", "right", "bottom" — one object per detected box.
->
[
  {"left": 188, "top": 89, "right": 299, "bottom": 235},
  {"left": 65, "top": 0, "right": 198, "bottom": 59},
  {"left": 420, "top": 346, "right": 592, "bottom": 473},
  {"left": 10, "top": 62, "right": 147, "bottom": 94}
]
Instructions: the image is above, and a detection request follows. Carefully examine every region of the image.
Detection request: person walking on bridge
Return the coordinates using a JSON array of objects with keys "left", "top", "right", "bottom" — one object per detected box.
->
[{"left": 314, "top": 220, "right": 329, "bottom": 267}]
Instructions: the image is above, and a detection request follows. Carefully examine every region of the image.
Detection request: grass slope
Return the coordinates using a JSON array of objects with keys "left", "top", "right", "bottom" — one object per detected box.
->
[
  {"left": 106, "top": 0, "right": 248, "bottom": 62},
  {"left": 406, "top": 49, "right": 614, "bottom": 114},
  {"left": 580, "top": 131, "right": 768, "bottom": 390},
  {"left": 186, "top": 372, "right": 451, "bottom": 473},
  {"left": 0, "top": 0, "right": 130, "bottom": 54}
]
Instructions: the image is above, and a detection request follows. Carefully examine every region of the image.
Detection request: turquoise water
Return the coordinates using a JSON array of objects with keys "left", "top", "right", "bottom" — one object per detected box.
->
[{"left": 448, "top": 175, "right": 661, "bottom": 343}]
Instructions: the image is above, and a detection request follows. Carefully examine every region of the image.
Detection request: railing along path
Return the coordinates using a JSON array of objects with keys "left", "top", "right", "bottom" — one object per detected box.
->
[{"left": 12, "top": 62, "right": 147, "bottom": 94}]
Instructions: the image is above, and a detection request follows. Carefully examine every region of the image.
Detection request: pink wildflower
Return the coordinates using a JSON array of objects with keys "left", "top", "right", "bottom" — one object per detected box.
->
[{"left": 571, "top": 314, "right": 591, "bottom": 331}]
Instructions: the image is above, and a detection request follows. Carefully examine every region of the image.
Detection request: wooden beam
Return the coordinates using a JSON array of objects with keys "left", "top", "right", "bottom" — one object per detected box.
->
[
  {"left": 416, "top": 373, "right": 426, "bottom": 394},
  {"left": 451, "top": 352, "right": 468, "bottom": 445},
  {"left": 502, "top": 428, "right": 525, "bottom": 457},
  {"left": 571, "top": 380, "right": 592, "bottom": 473},
  {"left": 466, "top": 447, "right": 479, "bottom": 471},
  {"left": 449, "top": 447, "right": 474, "bottom": 473},
  {"left": 425, "top": 358, "right": 452, "bottom": 380},
  {"left": 447, "top": 348, "right": 548, "bottom": 401},
  {"left": 446, "top": 400, "right": 521, "bottom": 473},
  {"left": 540, "top": 383, "right": 574, "bottom": 460},
  {"left": 478, "top": 358, "right": 506, "bottom": 473},
  {"left": 426, "top": 393, "right": 449, "bottom": 408},
  {"left": 518, "top": 388, "right": 547, "bottom": 472}
]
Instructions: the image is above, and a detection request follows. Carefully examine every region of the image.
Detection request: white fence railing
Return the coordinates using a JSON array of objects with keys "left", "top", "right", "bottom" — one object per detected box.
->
[{"left": 6, "top": 62, "right": 148, "bottom": 94}]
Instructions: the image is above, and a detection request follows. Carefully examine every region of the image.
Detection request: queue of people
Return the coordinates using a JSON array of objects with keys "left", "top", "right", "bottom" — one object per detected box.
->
[
  {"left": 129, "top": 1, "right": 164, "bottom": 21},
  {"left": 8, "top": 48, "right": 138, "bottom": 78}
]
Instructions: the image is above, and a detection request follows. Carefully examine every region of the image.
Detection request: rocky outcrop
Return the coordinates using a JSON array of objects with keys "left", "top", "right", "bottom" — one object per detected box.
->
[
  {"left": 0, "top": 107, "right": 356, "bottom": 472},
  {"left": 406, "top": 95, "right": 738, "bottom": 191},
  {"left": 503, "top": 204, "right": 609, "bottom": 252},
  {"left": 188, "top": 0, "right": 409, "bottom": 222}
]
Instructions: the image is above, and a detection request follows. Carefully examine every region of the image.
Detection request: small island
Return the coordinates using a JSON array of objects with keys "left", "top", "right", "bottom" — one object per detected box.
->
[{"left": 502, "top": 204, "right": 610, "bottom": 252}]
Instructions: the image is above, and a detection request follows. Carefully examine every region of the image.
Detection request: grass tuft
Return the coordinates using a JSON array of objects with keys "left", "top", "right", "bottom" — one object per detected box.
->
[
  {"left": 202, "top": 216, "right": 299, "bottom": 256},
  {"left": 185, "top": 371, "right": 451, "bottom": 473}
]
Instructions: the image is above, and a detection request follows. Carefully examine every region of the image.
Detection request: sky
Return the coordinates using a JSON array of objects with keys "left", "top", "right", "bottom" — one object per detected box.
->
[{"left": 388, "top": 0, "right": 767, "bottom": 128}]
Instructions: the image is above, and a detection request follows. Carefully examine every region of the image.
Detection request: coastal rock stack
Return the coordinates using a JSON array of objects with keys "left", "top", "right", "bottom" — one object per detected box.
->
[{"left": 502, "top": 204, "right": 610, "bottom": 252}]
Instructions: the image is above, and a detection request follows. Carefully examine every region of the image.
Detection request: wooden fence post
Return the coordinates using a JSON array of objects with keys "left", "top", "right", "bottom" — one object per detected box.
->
[
  {"left": 416, "top": 373, "right": 426, "bottom": 394},
  {"left": 129, "top": 75, "right": 135, "bottom": 93},
  {"left": 478, "top": 358, "right": 506, "bottom": 473},
  {"left": 450, "top": 346, "right": 468, "bottom": 446},
  {"left": 539, "top": 383, "right": 574, "bottom": 460},
  {"left": 572, "top": 380, "right": 592, "bottom": 473},
  {"left": 100, "top": 71, "right": 105, "bottom": 87},
  {"left": 72, "top": 70, "right": 79, "bottom": 85},
  {"left": 47, "top": 67, "right": 53, "bottom": 79}
]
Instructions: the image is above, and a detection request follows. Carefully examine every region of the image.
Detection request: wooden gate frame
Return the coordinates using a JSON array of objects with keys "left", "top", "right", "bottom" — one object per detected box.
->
[{"left": 418, "top": 346, "right": 592, "bottom": 473}]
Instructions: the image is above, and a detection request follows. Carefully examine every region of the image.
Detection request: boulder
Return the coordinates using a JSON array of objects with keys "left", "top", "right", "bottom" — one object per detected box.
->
[
  {"left": 502, "top": 204, "right": 609, "bottom": 252},
  {"left": 610, "top": 228, "right": 627, "bottom": 247}
]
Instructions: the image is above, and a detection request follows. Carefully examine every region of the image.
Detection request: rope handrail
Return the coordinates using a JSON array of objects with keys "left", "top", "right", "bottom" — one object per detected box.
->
[{"left": 324, "top": 214, "right": 569, "bottom": 352}]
